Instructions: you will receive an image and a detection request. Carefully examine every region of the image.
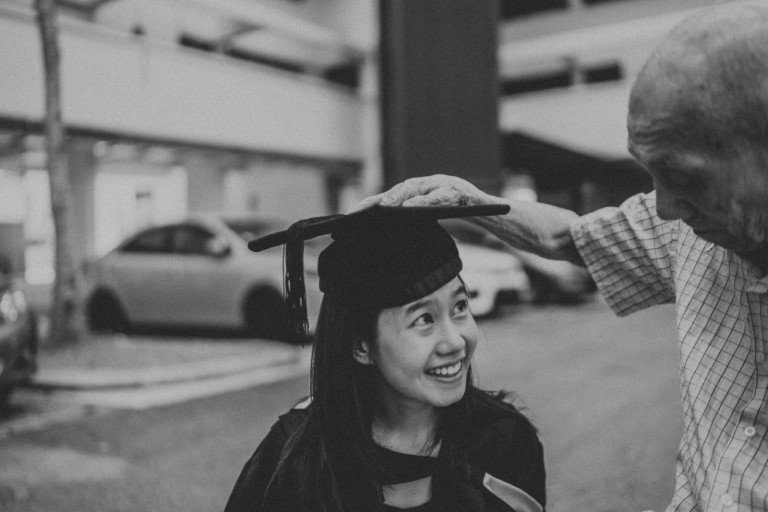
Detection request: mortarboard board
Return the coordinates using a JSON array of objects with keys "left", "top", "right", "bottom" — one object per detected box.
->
[{"left": 248, "top": 204, "right": 510, "bottom": 344}]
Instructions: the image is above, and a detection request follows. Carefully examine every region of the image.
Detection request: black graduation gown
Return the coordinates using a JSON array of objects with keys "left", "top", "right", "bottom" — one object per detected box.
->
[{"left": 224, "top": 398, "right": 546, "bottom": 512}]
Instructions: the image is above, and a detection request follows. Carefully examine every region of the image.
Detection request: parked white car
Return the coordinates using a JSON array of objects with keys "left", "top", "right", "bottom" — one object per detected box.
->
[
  {"left": 456, "top": 242, "right": 531, "bottom": 317},
  {"left": 83, "top": 214, "right": 528, "bottom": 340},
  {"left": 83, "top": 214, "right": 324, "bottom": 342}
]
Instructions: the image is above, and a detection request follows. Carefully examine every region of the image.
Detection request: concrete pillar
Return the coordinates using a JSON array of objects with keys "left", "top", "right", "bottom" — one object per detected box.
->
[
  {"left": 67, "top": 138, "right": 97, "bottom": 264},
  {"left": 358, "top": 53, "right": 383, "bottom": 200},
  {"left": 184, "top": 152, "right": 225, "bottom": 213},
  {"left": 379, "top": 0, "right": 501, "bottom": 193}
]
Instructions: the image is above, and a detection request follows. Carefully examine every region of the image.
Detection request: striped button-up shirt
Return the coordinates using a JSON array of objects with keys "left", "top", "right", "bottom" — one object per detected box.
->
[{"left": 571, "top": 192, "right": 768, "bottom": 511}]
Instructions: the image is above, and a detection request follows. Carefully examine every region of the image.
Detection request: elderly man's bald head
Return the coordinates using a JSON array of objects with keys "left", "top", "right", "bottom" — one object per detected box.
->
[
  {"left": 627, "top": 3, "right": 768, "bottom": 269},
  {"left": 629, "top": 3, "right": 768, "bottom": 148}
]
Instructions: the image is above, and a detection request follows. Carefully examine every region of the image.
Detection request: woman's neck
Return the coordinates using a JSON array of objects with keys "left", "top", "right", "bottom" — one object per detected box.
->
[{"left": 372, "top": 403, "right": 439, "bottom": 455}]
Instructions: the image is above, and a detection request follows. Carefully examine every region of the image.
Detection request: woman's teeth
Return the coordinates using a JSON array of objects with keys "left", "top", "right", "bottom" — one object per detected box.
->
[{"left": 427, "top": 361, "right": 462, "bottom": 377}]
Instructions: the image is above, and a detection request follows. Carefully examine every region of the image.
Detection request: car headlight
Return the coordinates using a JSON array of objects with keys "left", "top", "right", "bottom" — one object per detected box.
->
[
  {"left": 0, "top": 289, "right": 24, "bottom": 324},
  {"left": 13, "top": 290, "right": 27, "bottom": 314}
]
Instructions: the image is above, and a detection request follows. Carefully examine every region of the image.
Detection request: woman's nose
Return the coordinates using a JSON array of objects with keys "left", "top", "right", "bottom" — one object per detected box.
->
[{"left": 436, "top": 322, "right": 466, "bottom": 355}]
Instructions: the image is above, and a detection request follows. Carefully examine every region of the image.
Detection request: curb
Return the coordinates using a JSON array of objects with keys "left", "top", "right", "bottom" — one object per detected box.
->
[{"left": 27, "top": 347, "right": 303, "bottom": 391}]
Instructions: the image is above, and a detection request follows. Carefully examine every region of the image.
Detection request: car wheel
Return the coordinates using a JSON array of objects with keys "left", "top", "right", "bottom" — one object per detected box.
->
[
  {"left": 15, "top": 313, "right": 38, "bottom": 376},
  {"left": 243, "top": 287, "right": 290, "bottom": 342},
  {"left": 87, "top": 290, "right": 130, "bottom": 333}
]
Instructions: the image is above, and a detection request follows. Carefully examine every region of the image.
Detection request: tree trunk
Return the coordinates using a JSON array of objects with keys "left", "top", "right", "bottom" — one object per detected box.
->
[{"left": 36, "top": 0, "right": 86, "bottom": 346}]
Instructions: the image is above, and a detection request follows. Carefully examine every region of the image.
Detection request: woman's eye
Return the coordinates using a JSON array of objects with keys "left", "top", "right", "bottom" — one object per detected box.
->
[
  {"left": 454, "top": 299, "right": 469, "bottom": 315},
  {"left": 412, "top": 313, "right": 434, "bottom": 326}
]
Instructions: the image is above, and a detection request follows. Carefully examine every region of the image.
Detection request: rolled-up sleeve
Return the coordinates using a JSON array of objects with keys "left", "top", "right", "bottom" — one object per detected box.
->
[{"left": 570, "top": 191, "right": 677, "bottom": 316}]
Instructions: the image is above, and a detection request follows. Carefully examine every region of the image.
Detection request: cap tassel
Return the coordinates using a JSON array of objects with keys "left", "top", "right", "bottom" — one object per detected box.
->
[{"left": 284, "top": 219, "right": 310, "bottom": 345}]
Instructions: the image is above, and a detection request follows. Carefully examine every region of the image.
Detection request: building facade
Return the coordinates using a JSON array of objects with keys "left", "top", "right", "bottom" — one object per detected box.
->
[
  {"left": 0, "top": 0, "right": 379, "bottom": 302},
  {"left": 0, "top": 0, "right": 742, "bottom": 307}
]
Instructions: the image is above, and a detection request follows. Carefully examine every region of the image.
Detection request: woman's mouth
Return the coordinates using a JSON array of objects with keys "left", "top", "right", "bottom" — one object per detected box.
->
[{"left": 426, "top": 360, "right": 463, "bottom": 378}]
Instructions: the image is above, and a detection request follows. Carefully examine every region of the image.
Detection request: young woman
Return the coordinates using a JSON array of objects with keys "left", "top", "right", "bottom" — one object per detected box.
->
[{"left": 224, "top": 205, "right": 545, "bottom": 512}]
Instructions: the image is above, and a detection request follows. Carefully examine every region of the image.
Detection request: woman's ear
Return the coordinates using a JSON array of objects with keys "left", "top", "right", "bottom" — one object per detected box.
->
[{"left": 353, "top": 338, "right": 373, "bottom": 365}]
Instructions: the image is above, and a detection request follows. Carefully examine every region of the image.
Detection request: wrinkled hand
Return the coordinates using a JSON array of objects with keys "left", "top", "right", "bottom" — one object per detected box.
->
[{"left": 350, "top": 174, "right": 485, "bottom": 212}]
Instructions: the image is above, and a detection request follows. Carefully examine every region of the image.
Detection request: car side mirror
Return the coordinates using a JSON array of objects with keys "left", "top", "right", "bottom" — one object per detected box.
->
[{"left": 206, "top": 237, "right": 231, "bottom": 258}]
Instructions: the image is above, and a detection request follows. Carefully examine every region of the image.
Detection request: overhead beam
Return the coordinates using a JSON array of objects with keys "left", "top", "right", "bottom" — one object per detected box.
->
[
  {"left": 187, "top": 0, "right": 366, "bottom": 60},
  {"left": 57, "top": 0, "right": 122, "bottom": 18},
  {"left": 213, "top": 21, "right": 261, "bottom": 53}
]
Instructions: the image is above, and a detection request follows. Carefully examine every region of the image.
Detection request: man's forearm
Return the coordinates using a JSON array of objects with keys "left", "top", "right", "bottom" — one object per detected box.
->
[
  {"left": 355, "top": 174, "right": 586, "bottom": 266},
  {"left": 468, "top": 196, "right": 585, "bottom": 267}
]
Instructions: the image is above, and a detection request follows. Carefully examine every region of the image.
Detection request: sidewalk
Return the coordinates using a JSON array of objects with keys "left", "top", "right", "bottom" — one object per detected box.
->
[{"left": 29, "top": 321, "right": 307, "bottom": 391}]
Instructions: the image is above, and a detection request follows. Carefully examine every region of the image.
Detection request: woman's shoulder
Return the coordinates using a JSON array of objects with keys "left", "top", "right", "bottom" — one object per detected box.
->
[
  {"left": 224, "top": 399, "right": 314, "bottom": 512},
  {"left": 463, "top": 389, "right": 541, "bottom": 465},
  {"left": 228, "top": 398, "right": 312, "bottom": 496},
  {"left": 462, "top": 389, "right": 546, "bottom": 508},
  {"left": 468, "top": 389, "right": 536, "bottom": 429},
  {"left": 271, "top": 396, "right": 312, "bottom": 438}
]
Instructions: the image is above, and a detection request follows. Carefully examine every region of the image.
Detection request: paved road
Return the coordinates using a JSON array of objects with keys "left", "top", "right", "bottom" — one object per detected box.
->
[
  {"left": 476, "top": 299, "right": 682, "bottom": 512},
  {"left": 0, "top": 297, "right": 682, "bottom": 512}
]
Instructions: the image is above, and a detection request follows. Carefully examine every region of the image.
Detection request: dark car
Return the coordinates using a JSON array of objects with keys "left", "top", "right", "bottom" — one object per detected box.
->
[{"left": 0, "top": 256, "right": 38, "bottom": 405}]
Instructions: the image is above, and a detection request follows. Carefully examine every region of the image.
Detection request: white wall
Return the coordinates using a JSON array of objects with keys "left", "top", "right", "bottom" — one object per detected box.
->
[
  {"left": 233, "top": 163, "right": 329, "bottom": 219},
  {"left": 500, "top": 82, "right": 633, "bottom": 159},
  {"left": 0, "top": 170, "right": 26, "bottom": 223},
  {"left": 497, "top": 0, "right": 746, "bottom": 159},
  {"left": 0, "top": 5, "right": 364, "bottom": 161},
  {"left": 93, "top": 164, "right": 189, "bottom": 255}
]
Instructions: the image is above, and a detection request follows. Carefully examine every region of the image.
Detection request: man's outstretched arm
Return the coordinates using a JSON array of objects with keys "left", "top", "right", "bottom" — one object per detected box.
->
[{"left": 353, "top": 175, "right": 585, "bottom": 267}]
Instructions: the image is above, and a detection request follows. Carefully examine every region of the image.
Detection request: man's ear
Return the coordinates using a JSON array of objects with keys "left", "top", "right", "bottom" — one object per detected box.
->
[{"left": 353, "top": 338, "right": 373, "bottom": 365}]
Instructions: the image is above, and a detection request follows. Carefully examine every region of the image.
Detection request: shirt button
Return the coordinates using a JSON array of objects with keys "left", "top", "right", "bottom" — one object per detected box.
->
[
  {"left": 720, "top": 494, "right": 734, "bottom": 507},
  {"left": 745, "top": 426, "right": 757, "bottom": 438}
]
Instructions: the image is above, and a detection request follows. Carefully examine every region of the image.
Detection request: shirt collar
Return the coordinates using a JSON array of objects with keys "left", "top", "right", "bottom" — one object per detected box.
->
[{"left": 746, "top": 274, "right": 768, "bottom": 294}]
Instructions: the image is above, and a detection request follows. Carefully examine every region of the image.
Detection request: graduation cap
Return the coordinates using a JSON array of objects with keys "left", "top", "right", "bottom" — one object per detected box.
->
[{"left": 248, "top": 204, "right": 511, "bottom": 344}]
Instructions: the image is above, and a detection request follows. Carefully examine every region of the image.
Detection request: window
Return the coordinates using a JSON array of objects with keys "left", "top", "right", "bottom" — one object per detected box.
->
[
  {"left": 323, "top": 61, "right": 360, "bottom": 89},
  {"left": 122, "top": 228, "right": 168, "bottom": 254},
  {"left": 169, "top": 226, "right": 214, "bottom": 255},
  {"left": 499, "top": 0, "right": 568, "bottom": 20},
  {"left": 223, "top": 220, "right": 273, "bottom": 243},
  {"left": 500, "top": 71, "right": 572, "bottom": 96},
  {"left": 500, "top": 62, "right": 624, "bottom": 96},
  {"left": 177, "top": 34, "right": 359, "bottom": 90},
  {"left": 178, "top": 34, "right": 303, "bottom": 74},
  {"left": 584, "top": 62, "right": 623, "bottom": 84},
  {"left": 583, "top": 0, "right": 639, "bottom": 5}
]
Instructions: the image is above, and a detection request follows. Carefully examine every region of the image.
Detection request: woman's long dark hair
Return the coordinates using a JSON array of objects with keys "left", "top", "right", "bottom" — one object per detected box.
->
[{"left": 265, "top": 295, "right": 522, "bottom": 511}]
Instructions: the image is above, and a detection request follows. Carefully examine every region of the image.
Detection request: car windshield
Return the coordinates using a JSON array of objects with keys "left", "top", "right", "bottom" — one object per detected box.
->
[
  {"left": 439, "top": 219, "right": 507, "bottom": 250},
  {"left": 222, "top": 218, "right": 330, "bottom": 255},
  {"left": 222, "top": 220, "right": 280, "bottom": 243}
]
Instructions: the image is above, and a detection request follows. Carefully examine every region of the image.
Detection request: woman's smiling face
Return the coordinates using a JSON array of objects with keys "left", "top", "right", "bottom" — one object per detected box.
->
[{"left": 356, "top": 277, "right": 478, "bottom": 413}]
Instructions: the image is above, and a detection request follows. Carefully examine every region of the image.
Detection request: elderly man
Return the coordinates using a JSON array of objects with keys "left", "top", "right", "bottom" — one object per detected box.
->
[{"left": 356, "top": 4, "right": 768, "bottom": 511}]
